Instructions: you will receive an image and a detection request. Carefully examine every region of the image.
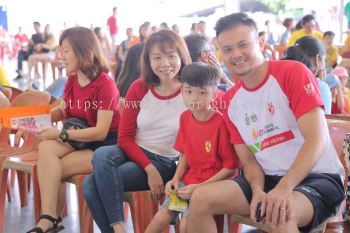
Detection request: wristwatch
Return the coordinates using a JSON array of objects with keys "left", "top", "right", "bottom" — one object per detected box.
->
[{"left": 60, "top": 128, "right": 69, "bottom": 142}]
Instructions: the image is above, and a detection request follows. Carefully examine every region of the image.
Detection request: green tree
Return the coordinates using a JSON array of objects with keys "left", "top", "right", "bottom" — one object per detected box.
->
[{"left": 258, "top": 0, "right": 289, "bottom": 13}]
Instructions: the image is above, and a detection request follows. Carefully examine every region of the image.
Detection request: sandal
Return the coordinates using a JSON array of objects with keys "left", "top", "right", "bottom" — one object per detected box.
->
[{"left": 26, "top": 214, "right": 64, "bottom": 233}]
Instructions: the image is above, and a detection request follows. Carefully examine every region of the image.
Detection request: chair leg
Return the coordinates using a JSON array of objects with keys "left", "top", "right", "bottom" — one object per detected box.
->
[
  {"left": 27, "top": 173, "right": 31, "bottom": 193},
  {"left": 33, "top": 165, "right": 41, "bottom": 222},
  {"left": 17, "top": 171, "right": 29, "bottom": 207},
  {"left": 0, "top": 168, "right": 9, "bottom": 232},
  {"left": 128, "top": 192, "right": 159, "bottom": 233},
  {"left": 6, "top": 170, "right": 16, "bottom": 202},
  {"left": 81, "top": 202, "right": 93, "bottom": 233}
]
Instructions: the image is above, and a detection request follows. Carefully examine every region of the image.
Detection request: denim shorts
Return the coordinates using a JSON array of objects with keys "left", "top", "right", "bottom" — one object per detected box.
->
[
  {"left": 160, "top": 181, "right": 189, "bottom": 225},
  {"left": 234, "top": 173, "right": 345, "bottom": 233},
  {"left": 86, "top": 131, "right": 117, "bottom": 151}
]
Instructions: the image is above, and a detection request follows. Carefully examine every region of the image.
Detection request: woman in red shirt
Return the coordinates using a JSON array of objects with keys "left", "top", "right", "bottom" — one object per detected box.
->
[
  {"left": 83, "top": 29, "right": 191, "bottom": 233},
  {"left": 27, "top": 27, "right": 120, "bottom": 233}
]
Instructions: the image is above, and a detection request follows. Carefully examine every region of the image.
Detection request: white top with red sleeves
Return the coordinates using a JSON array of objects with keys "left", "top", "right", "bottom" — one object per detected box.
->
[
  {"left": 118, "top": 79, "right": 186, "bottom": 168},
  {"left": 222, "top": 60, "right": 344, "bottom": 179}
]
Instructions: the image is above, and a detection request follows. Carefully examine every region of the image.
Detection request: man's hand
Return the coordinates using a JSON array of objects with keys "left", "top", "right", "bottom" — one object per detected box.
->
[
  {"left": 265, "top": 185, "right": 292, "bottom": 228},
  {"left": 250, "top": 189, "right": 267, "bottom": 222}
]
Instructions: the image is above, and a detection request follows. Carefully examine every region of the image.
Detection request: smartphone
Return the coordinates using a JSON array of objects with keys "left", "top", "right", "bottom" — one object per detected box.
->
[{"left": 256, "top": 202, "right": 262, "bottom": 222}]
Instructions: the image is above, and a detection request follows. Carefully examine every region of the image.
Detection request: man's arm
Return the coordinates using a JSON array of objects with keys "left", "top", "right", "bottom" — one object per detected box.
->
[
  {"left": 276, "top": 107, "right": 326, "bottom": 192},
  {"left": 234, "top": 143, "right": 267, "bottom": 220}
]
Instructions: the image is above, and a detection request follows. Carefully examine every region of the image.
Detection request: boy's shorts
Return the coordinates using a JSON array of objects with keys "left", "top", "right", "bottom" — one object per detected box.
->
[
  {"left": 233, "top": 173, "right": 345, "bottom": 233},
  {"left": 160, "top": 181, "right": 189, "bottom": 225}
]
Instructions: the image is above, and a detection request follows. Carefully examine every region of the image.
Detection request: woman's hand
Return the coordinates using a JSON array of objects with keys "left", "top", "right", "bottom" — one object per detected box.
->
[
  {"left": 38, "top": 128, "right": 60, "bottom": 140},
  {"left": 165, "top": 179, "right": 179, "bottom": 195},
  {"left": 145, "top": 164, "right": 164, "bottom": 200}
]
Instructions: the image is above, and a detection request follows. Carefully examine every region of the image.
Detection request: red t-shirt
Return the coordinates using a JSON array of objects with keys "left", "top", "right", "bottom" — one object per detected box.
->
[
  {"left": 174, "top": 110, "right": 241, "bottom": 185},
  {"left": 332, "top": 95, "right": 349, "bottom": 114},
  {"left": 63, "top": 72, "right": 120, "bottom": 132},
  {"left": 107, "top": 15, "right": 118, "bottom": 35}
]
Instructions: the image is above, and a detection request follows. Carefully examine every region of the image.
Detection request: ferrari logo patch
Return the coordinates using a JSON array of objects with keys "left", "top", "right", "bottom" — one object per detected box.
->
[{"left": 205, "top": 141, "right": 211, "bottom": 153}]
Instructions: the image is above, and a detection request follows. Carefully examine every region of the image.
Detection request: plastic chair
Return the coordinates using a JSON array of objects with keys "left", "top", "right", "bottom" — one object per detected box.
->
[
  {"left": 0, "top": 91, "right": 51, "bottom": 232},
  {"left": 230, "top": 115, "right": 350, "bottom": 233}
]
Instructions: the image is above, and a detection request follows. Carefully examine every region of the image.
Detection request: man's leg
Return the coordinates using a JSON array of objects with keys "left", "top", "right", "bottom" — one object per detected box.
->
[{"left": 187, "top": 180, "right": 250, "bottom": 233}]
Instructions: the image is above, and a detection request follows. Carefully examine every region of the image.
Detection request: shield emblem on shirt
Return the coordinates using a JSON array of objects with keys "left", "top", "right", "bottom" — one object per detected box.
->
[{"left": 205, "top": 141, "right": 211, "bottom": 153}]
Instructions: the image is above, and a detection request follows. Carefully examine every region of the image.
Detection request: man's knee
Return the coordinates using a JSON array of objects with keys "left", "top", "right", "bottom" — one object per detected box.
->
[
  {"left": 271, "top": 221, "right": 299, "bottom": 233},
  {"left": 190, "top": 186, "right": 212, "bottom": 213}
]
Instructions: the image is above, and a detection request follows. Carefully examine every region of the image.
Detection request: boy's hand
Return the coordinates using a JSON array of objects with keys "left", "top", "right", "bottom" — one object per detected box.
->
[
  {"left": 178, "top": 184, "right": 198, "bottom": 199},
  {"left": 165, "top": 179, "right": 179, "bottom": 195}
]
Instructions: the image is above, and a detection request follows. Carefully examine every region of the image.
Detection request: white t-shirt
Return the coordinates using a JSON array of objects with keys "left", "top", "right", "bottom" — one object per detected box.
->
[{"left": 222, "top": 60, "right": 344, "bottom": 179}]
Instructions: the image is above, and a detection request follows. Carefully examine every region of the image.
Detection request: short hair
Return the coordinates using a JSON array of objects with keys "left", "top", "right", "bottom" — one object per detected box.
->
[
  {"left": 59, "top": 27, "right": 109, "bottom": 80},
  {"left": 141, "top": 29, "right": 192, "bottom": 86},
  {"left": 184, "top": 34, "right": 208, "bottom": 62},
  {"left": 33, "top": 21, "right": 40, "bottom": 27},
  {"left": 215, "top": 13, "right": 257, "bottom": 37},
  {"left": 302, "top": 14, "right": 315, "bottom": 25},
  {"left": 181, "top": 62, "right": 220, "bottom": 88},
  {"left": 282, "top": 18, "right": 293, "bottom": 28},
  {"left": 324, "top": 31, "right": 335, "bottom": 38},
  {"left": 198, "top": 21, "right": 206, "bottom": 24},
  {"left": 113, "top": 7, "right": 117, "bottom": 11}
]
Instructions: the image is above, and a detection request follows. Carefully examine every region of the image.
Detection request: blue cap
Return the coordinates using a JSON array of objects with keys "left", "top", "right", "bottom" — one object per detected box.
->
[{"left": 325, "top": 74, "right": 340, "bottom": 89}]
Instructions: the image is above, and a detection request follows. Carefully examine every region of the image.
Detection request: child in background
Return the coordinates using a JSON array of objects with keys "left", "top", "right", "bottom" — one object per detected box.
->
[
  {"left": 331, "top": 66, "right": 350, "bottom": 112},
  {"left": 145, "top": 62, "right": 240, "bottom": 233},
  {"left": 324, "top": 31, "right": 338, "bottom": 70},
  {"left": 325, "top": 73, "right": 349, "bottom": 114}
]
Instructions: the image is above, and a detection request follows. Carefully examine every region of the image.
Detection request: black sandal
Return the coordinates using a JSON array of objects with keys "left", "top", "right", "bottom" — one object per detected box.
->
[{"left": 26, "top": 214, "right": 64, "bottom": 233}]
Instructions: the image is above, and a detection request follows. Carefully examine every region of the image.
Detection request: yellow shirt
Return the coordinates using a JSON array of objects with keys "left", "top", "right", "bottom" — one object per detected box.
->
[
  {"left": 0, "top": 66, "right": 9, "bottom": 86},
  {"left": 325, "top": 45, "right": 338, "bottom": 68},
  {"left": 287, "top": 29, "right": 323, "bottom": 46}
]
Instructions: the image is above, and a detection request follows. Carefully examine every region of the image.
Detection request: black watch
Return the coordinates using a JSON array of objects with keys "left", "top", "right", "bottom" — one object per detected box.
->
[{"left": 60, "top": 128, "right": 69, "bottom": 142}]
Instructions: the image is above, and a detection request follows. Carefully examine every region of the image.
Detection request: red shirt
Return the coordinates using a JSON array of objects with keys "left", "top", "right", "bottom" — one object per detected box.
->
[
  {"left": 174, "top": 110, "right": 240, "bottom": 185},
  {"left": 63, "top": 72, "right": 120, "bottom": 132},
  {"left": 107, "top": 15, "right": 118, "bottom": 35},
  {"left": 332, "top": 95, "right": 349, "bottom": 114}
]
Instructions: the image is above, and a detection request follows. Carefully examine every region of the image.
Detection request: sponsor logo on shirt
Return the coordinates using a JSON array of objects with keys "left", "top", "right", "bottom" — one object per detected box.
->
[
  {"left": 267, "top": 102, "right": 275, "bottom": 115},
  {"left": 304, "top": 83, "right": 316, "bottom": 96},
  {"left": 247, "top": 130, "right": 295, "bottom": 153},
  {"left": 251, "top": 123, "right": 279, "bottom": 141},
  {"left": 205, "top": 141, "right": 211, "bottom": 153},
  {"left": 245, "top": 113, "right": 258, "bottom": 126}
]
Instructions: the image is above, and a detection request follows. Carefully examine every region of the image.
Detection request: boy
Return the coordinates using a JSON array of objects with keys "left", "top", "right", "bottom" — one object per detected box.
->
[
  {"left": 324, "top": 31, "right": 338, "bottom": 70},
  {"left": 145, "top": 62, "right": 240, "bottom": 233}
]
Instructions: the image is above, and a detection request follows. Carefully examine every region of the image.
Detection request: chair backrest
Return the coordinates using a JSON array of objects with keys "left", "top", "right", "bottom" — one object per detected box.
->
[
  {"left": 273, "top": 44, "right": 286, "bottom": 60},
  {"left": 11, "top": 90, "right": 51, "bottom": 107},
  {"left": 0, "top": 92, "right": 10, "bottom": 108},
  {"left": 326, "top": 117, "right": 350, "bottom": 186}
]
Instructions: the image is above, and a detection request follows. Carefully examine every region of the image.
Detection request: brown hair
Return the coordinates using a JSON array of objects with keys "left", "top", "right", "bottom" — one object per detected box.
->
[
  {"left": 140, "top": 29, "right": 192, "bottom": 86},
  {"left": 59, "top": 27, "right": 109, "bottom": 80}
]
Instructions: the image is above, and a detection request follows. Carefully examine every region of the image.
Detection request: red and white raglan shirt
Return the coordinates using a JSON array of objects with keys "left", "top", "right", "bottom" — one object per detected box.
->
[
  {"left": 222, "top": 60, "right": 344, "bottom": 179},
  {"left": 174, "top": 110, "right": 241, "bottom": 185},
  {"left": 118, "top": 79, "right": 186, "bottom": 169}
]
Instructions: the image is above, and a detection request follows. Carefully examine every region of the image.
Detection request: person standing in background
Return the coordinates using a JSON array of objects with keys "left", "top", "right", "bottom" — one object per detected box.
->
[{"left": 107, "top": 7, "right": 119, "bottom": 44}]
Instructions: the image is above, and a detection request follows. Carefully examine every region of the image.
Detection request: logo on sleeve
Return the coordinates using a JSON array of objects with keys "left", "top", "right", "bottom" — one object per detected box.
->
[
  {"left": 304, "top": 83, "right": 316, "bottom": 96},
  {"left": 205, "top": 141, "right": 211, "bottom": 153}
]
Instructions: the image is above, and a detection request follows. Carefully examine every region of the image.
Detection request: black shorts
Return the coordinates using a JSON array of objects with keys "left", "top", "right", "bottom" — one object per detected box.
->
[{"left": 234, "top": 173, "right": 345, "bottom": 233}]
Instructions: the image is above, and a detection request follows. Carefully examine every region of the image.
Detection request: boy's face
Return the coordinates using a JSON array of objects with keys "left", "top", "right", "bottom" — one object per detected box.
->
[
  {"left": 182, "top": 83, "right": 216, "bottom": 113},
  {"left": 324, "top": 35, "right": 334, "bottom": 45}
]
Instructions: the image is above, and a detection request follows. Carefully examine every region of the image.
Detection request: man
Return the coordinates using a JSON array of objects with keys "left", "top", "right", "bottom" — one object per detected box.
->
[
  {"left": 107, "top": 7, "right": 118, "bottom": 44},
  {"left": 15, "top": 21, "right": 44, "bottom": 80},
  {"left": 287, "top": 14, "right": 323, "bottom": 46},
  {"left": 187, "top": 13, "right": 345, "bottom": 233}
]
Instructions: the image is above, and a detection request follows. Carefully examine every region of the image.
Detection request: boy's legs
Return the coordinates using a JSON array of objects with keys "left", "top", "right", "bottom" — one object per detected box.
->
[
  {"left": 145, "top": 208, "right": 175, "bottom": 233},
  {"left": 187, "top": 180, "right": 250, "bottom": 233}
]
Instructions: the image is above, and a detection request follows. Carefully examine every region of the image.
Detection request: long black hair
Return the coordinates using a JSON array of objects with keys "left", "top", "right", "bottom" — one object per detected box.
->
[{"left": 116, "top": 43, "right": 144, "bottom": 97}]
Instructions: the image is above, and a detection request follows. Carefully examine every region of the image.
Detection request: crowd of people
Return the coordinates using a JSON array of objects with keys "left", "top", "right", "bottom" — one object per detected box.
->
[{"left": 0, "top": 7, "right": 349, "bottom": 233}]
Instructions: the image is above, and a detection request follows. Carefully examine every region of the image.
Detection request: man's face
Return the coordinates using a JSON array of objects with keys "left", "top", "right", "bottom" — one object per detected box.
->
[
  {"left": 217, "top": 25, "right": 264, "bottom": 79},
  {"left": 303, "top": 20, "right": 316, "bottom": 33}
]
